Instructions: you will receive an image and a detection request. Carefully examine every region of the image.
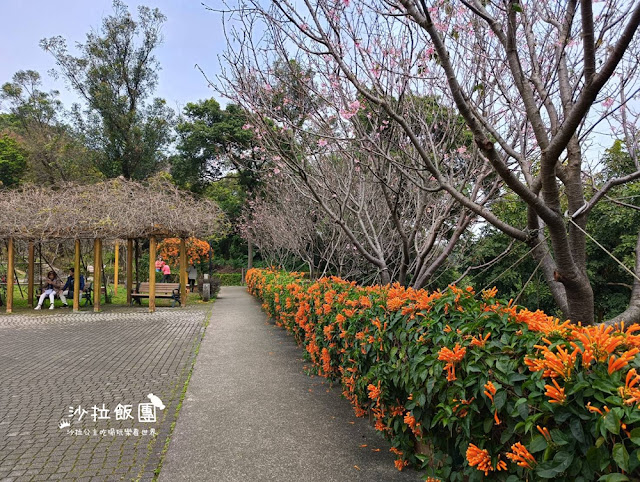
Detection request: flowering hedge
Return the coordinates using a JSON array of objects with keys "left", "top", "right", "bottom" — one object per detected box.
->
[{"left": 246, "top": 268, "right": 640, "bottom": 481}]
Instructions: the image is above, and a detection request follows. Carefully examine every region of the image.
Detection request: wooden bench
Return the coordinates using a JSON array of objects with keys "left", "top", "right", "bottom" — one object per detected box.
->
[
  {"left": 82, "top": 282, "right": 107, "bottom": 306},
  {"left": 131, "top": 282, "right": 181, "bottom": 307}
]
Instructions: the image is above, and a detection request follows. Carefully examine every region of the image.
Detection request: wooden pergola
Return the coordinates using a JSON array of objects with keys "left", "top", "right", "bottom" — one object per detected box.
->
[{"left": 0, "top": 178, "right": 228, "bottom": 313}]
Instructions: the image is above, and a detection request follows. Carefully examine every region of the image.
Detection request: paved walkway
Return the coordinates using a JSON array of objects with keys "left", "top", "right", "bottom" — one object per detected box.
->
[
  {"left": 0, "top": 305, "right": 211, "bottom": 481},
  {"left": 160, "top": 286, "right": 420, "bottom": 481}
]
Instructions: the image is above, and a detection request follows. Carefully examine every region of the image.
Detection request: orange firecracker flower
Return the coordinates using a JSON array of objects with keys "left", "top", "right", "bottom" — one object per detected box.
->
[
  {"left": 506, "top": 442, "right": 536, "bottom": 469},
  {"left": 484, "top": 381, "right": 497, "bottom": 402},
  {"left": 368, "top": 382, "right": 382, "bottom": 401},
  {"left": 493, "top": 410, "right": 501, "bottom": 425},
  {"left": 452, "top": 397, "right": 474, "bottom": 418},
  {"left": 482, "top": 286, "right": 498, "bottom": 299},
  {"left": 572, "top": 324, "right": 623, "bottom": 365},
  {"left": 608, "top": 348, "right": 640, "bottom": 374},
  {"left": 387, "top": 297, "right": 405, "bottom": 311},
  {"left": 466, "top": 444, "right": 506, "bottom": 475},
  {"left": 403, "top": 411, "right": 422, "bottom": 436},
  {"left": 394, "top": 459, "right": 409, "bottom": 471},
  {"left": 438, "top": 344, "right": 467, "bottom": 382},
  {"left": 619, "top": 368, "right": 640, "bottom": 405},
  {"left": 537, "top": 425, "right": 552, "bottom": 443},
  {"left": 545, "top": 379, "right": 566, "bottom": 404},
  {"left": 404, "top": 412, "right": 417, "bottom": 429},
  {"left": 390, "top": 447, "right": 402, "bottom": 455},
  {"left": 320, "top": 347, "right": 331, "bottom": 375},
  {"left": 470, "top": 332, "right": 491, "bottom": 348},
  {"left": 586, "top": 402, "right": 608, "bottom": 415},
  {"left": 531, "top": 342, "right": 578, "bottom": 380}
]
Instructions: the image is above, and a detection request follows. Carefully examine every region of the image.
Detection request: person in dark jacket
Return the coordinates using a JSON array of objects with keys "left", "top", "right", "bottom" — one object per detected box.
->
[{"left": 60, "top": 267, "right": 85, "bottom": 307}]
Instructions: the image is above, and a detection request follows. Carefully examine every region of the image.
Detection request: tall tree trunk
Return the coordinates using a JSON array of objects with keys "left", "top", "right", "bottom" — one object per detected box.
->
[
  {"left": 380, "top": 268, "right": 391, "bottom": 286},
  {"left": 606, "top": 230, "right": 640, "bottom": 325}
]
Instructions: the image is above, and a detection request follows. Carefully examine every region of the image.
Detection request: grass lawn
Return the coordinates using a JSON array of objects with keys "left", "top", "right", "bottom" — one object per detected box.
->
[{"left": 1, "top": 284, "right": 206, "bottom": 312}]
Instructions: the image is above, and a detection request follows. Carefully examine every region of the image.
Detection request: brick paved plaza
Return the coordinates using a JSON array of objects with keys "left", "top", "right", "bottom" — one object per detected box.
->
[{"left": 0, "top": 305, "right": 212, "bottom": 482}]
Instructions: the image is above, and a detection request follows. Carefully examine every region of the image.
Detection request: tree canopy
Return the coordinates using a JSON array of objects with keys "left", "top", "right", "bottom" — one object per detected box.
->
[{"left": 41, "top": 0, "right": 173, "bottom": 180}]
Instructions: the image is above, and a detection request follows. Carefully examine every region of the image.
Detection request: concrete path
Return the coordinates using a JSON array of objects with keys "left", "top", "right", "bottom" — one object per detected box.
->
[{"left": 159, "top": 287, "right": 421, "bottom": 481}]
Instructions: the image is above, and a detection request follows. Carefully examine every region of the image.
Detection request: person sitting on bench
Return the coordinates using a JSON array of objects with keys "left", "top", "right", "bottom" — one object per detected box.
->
[
  {"left": 61, "top": 267, "right": 85, "bottom": 307},
  {"left": 35, "top": 270, "right": 63, "bottom": 310}
]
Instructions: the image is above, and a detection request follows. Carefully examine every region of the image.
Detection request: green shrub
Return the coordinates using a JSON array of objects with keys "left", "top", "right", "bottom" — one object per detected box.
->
[
  {"left": 247, "top": 268, "right": 640, "bottom": 480},
  {"left": 212, "top": 273, "right": 243, "bottom": 286}
]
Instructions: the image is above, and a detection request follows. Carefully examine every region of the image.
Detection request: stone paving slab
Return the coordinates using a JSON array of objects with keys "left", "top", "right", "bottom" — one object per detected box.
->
[
  {"left": 159, "top": 286, "right": 421, "bottom": 481},
  {"left": 0, "top": 305, "right": 211, "bottom": 482}
]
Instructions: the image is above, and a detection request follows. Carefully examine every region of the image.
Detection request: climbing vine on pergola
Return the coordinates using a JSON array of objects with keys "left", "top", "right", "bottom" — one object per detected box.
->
[{"left": 0, "top": 177, "right": 229, "bottom": 313}]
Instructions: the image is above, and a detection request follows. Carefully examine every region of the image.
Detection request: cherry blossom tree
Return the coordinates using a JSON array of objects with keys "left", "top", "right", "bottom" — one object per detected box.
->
[{"left": 219, "top": 13, "right": 498, "bottom": 287}]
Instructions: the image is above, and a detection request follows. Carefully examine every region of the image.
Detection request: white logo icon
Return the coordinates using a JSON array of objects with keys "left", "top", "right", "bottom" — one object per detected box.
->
[{"left": 147, "top": 393, "right": 165, "bottom": 410}]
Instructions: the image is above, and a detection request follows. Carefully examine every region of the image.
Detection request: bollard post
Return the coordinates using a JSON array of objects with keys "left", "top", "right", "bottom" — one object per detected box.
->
[{"left": 202, "top": 273, "right": 211, "bottom": 302}]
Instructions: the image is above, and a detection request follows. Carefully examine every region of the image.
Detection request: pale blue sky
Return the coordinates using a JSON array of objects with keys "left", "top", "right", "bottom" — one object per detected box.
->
[{"left": 0, "top": 0, "right": 228, "bottom": 113}]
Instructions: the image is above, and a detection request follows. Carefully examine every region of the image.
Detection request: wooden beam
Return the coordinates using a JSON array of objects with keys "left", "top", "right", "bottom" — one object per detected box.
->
[
  {"left": 114, "top": 241, "right": 119, "bottom": 296},
  {"left": 94, "top": 238, "right": 102, "bottom": 312},
  {"left": 126, "top": 238, "right": 133, "bottom": 306},
  {"left": 73, "top": 240, "right": 81, "bottom": 312},
  {"left": 6, "top": 237, "right": 14, "bottom": 313},
  {"left": 28, "top": 241, "right": 34, "bottom": 308},
  {"left": 149, "top": 236, "right": 156, "bottom": 313},
  {"left": 179, "top": 238, "right": 187, "bottom": 307}
]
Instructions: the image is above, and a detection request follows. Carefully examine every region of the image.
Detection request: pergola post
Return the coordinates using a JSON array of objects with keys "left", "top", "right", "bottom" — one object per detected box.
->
[
  {"left": 179, "top": 238, "right": 187, "bottom": 307},
  {"left": 114, "top": 241, "right": 119, "bottom": 296},
  {"left": 6, "top": 237, "right": 14, "bottom": 313},
  {"left": 149, "top": 236, "right": 156, "bottom": 313},
  {"left": 126, "top": 238, "right": 133, "bottom": 305},
  {"left": 28, "top": 241, "right": 34, "bottom": 308},
  {"left": 93, "top": 238, "right": 102, "bottom": 312},
  {"left": 73, "top": 240, "right": 81, "bottom": 312}
]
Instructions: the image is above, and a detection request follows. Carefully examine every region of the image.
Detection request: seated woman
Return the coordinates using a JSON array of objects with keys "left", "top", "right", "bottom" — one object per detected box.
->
[{"left": 35, "top": 270, "right": 63, "bottom": 310}]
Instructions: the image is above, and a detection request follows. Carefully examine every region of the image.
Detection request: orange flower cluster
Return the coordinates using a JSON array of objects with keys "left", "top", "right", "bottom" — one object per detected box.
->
[
  {"left": 572, "top": 324, "right": 624, "bottom": 364},
  {"left": 403, "top": 411, "right": 422, "bottom": 437},
  {"left": 466, "top": 444, "right": 506, "bottom": 476},
  {"left": 608, "top": 348, "right": 640, "bottom": 375},
  {"left": 544, "top": 379, "right": 566, "bottom": 404},
  {"left": 321, "top": 348, "right": 331, "bottom": 376},
  {"left": 529, "top": 341, "right": 578, "bottom": 379},
  {"left": 438, "top": 344, "right": 466, "bottom": 381},
  {"left": 523, "top": 319, "right": 640, "bottom": 408},
  {"left": 505, "top": 442, "right": 536, "bottom": 469},
  {"left": 470, "top": 332, "right": 490, "bottom": 348},
  {"left": 157, "top": 237, "right": 211, "bottom": 266},
  {"left": 452, "top": 397, "right": 474, "bottom": 418},
  {"left": 516, "top": 308, "right": 572, "bottom": 336},
  {"left": 619, "top": 368, "right": 640, "bottom": 405},
  {"left": 483, "top": 381, "right": 496, "bottom": 402},
  {"left": 368, "top": 382, "right": 382, "bottom": 401},
  {"left": 483, "top": 381, "right": 501, "bottom": 424}
]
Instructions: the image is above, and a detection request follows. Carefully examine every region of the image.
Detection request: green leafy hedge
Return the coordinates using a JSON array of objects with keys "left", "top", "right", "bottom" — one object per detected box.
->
[
  {"left": 212, "top": 273, "right": 243, "bottom": 286},
  {"left": 247, "top": 268, "right": 640, "bottom": 481}
]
